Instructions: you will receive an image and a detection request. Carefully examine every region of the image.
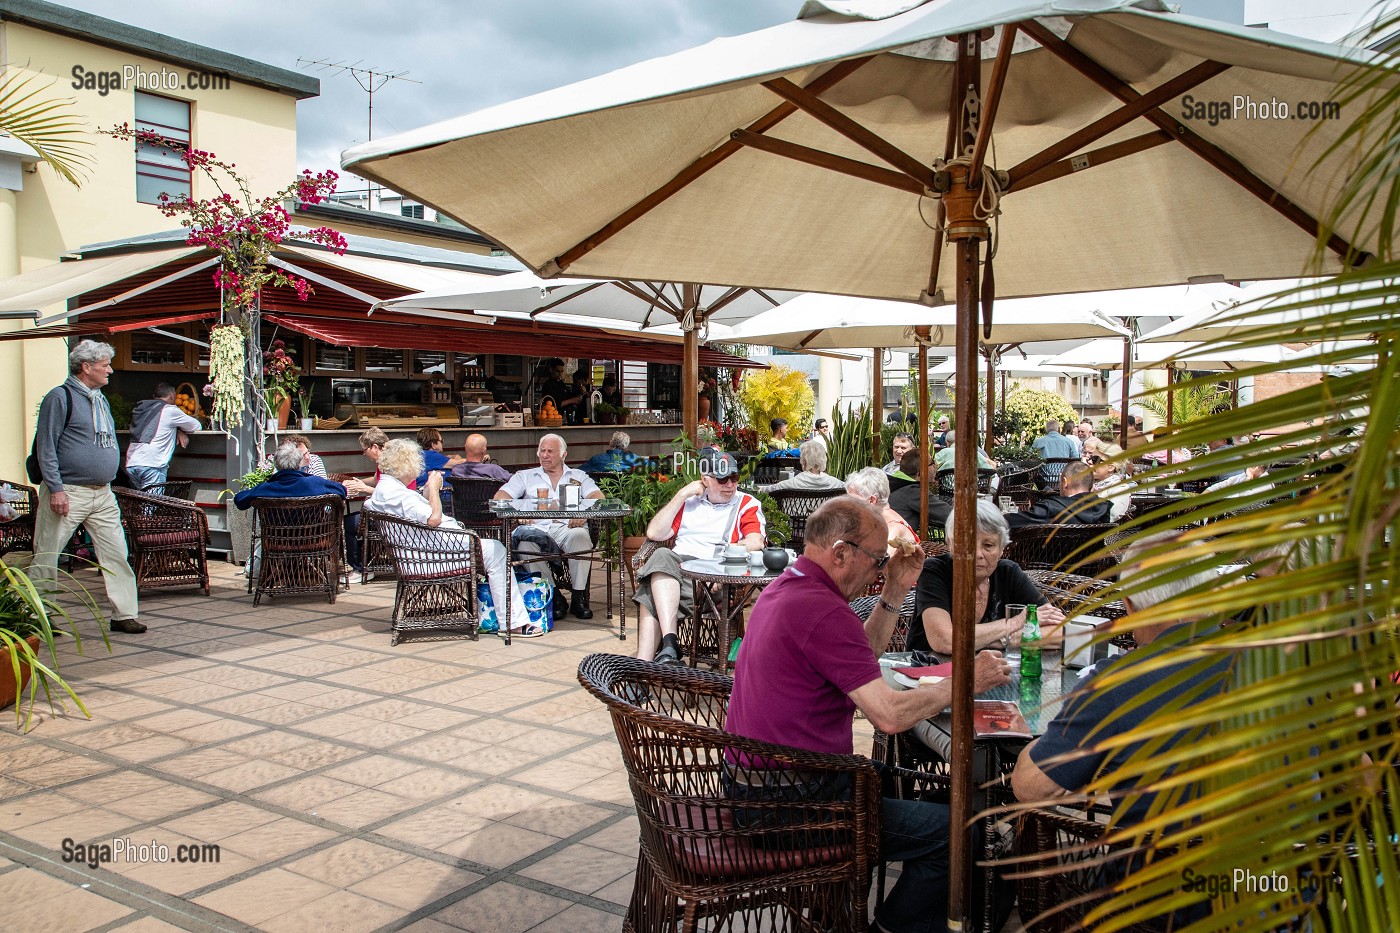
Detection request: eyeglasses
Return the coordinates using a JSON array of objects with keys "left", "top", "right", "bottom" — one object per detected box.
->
[
  {"left": 833, "top": 539, "right": 889, "bottom": 570},
  {"left": 1087, "top": 455, "right": 1105, "bottom": 463},
  {"left": 707, "top": 474, "right": 739, "bottom": 484}
]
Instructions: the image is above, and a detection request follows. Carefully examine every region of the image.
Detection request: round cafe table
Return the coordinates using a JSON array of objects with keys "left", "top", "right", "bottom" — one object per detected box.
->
[{"left": 678, "top": 557, "right": 785, "bottom": 672}]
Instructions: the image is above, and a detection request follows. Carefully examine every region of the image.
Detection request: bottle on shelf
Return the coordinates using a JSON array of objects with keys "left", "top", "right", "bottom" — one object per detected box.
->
[{"left": 1020, "top": 604, "right": 1042, "bottom": 679}]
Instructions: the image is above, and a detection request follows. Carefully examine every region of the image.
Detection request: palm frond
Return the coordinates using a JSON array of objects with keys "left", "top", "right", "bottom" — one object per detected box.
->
[{"left": 0, "top": 68, "right": 94, "bottom": 187}]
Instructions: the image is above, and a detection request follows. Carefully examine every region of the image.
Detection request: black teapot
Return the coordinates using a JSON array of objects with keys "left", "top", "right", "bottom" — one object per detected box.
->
[{"left": 761, "top": 546, "right": 790, "bottom": 572}]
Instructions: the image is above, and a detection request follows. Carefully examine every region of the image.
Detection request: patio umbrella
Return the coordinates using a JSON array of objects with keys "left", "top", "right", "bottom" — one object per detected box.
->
[
  {"left": 1138, "top": 277, "right": 1383, "bottom": 343},
  {"left": 380, "top": 272, "right": 795, "bottom": 439},
  {"left": 343, "top": 2, "right": 1385, "bottom": 922}
]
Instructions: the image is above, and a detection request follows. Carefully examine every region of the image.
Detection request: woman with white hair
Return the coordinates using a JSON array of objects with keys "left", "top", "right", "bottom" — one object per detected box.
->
[
  {"left": 845, "top": 466, "right": 918, "bottom": 553},
  {"left": 757, "top": 439, "right": 846, "bottom": 493},
  {"left": 1086, "top": 441, "right": 1133, "bottom": 521},
  {"left": 371, "top": 440, "right": 538, "bottom": 636},
  {"left": 910, "top": 500, "right": 1066, "bottom": 655}
]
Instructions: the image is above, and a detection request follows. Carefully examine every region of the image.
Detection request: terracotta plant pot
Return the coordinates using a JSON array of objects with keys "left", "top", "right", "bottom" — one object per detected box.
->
[
  {"left": 698, "top": 396, "right": 711, "bottom": 422},
  {"left": 0, "top": 635, "right": 43, "bottom": 712},
  {"left": 277, "top": 395, "right": 292, "bottom": 429},
  {"left": 621, "top": 535, "right": 647, "bottom": 591}
]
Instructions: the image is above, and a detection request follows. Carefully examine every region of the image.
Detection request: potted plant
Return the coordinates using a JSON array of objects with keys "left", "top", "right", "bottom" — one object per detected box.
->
[
  {"left": 1, "top": 556, "right": 107, "bottom": 732},
  {"left": 224, "top": 462, "right": 275, "bottom": 565},
  {"left": 297, "top": 386, "right": 315, "bottom": 431}
]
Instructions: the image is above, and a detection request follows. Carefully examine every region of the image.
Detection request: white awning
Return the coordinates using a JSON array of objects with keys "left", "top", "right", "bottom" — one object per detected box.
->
[{"left": 0, "top": 248, "right": 203, "bottom": 320}]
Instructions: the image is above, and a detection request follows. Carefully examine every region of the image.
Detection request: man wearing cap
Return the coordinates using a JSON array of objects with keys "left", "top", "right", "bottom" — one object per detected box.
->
[{"left": 634, "top": 450, "right": 766, "bottom": 664}]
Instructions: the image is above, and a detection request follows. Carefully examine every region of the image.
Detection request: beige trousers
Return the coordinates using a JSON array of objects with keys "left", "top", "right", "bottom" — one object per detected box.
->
[{"left": 33, "top": 483, "right": 139, "bottom": 622}]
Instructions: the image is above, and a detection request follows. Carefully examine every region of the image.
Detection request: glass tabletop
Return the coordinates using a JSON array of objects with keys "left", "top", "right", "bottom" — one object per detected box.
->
[
  {"left": 882, "top": 650, "right": 1081, "bottom": 738},
  {"left": 490, "top": 497, "right": 632, "bottom": 517},
  {"left": 679, "top": 557, "right": 785, "bottom": 581}
]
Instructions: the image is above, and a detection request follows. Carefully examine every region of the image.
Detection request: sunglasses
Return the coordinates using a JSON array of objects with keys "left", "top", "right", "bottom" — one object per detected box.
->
[
  {"left": 1087, "top": 455, "right": 1105, "bottom": 464},
  {"left": 707, "top": 473, "right": 739, "bottom": 484},
  {"left": 833, "top": 539, "right": 890, "bottom": 570}
]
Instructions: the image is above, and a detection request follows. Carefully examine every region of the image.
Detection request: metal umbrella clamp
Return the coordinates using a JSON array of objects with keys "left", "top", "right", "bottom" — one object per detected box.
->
[{"left": 344, "top": 0, "right": 1387, "bottom": 924}]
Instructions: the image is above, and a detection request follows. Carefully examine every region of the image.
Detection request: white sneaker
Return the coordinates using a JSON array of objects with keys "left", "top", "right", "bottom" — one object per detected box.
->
[{"left": 347, "top": 570, "right": 363, "bottom": 585}]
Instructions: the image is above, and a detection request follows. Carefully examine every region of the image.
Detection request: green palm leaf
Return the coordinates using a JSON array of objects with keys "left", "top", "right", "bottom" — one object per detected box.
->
[{"left": 0, "top": 68, "right": 93, "bottom": 187}]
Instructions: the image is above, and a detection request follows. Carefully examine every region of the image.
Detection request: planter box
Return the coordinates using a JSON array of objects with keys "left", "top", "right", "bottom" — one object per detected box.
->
[
  {"left": 496, "top": 413, "right": 524, "bottom": 428},
  {"left": 0, "top": 634, "right": 43, "bottom": 712}
]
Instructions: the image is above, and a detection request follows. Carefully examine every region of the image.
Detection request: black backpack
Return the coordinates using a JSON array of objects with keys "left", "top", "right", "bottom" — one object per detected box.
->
[{"left": 26, "top": 385, "right": 74, "bottom": 485}]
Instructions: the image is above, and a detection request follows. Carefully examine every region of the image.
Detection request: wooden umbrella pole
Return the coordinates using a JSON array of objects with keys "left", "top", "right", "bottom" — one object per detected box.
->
[
  {"left": 1166, "top": 365, "right": 1176, "bottom": 467},
  {"left": 984, "top": 348, "right": 996, "bottom": 453},
  {"left": 945, "top": 27, "right": 986, "bottom": 932},
  {"left": 1120, "top": 334, "right": 1132, "bottom": 448},
  {"left": 872, "top": 348, "right": 884, "bottom": 466},
  {"left": 917, "top": 335, "right": 931, "bottom": 538},
  {"left": 682, "top": 284, "right": 700, "bottom": 446}
]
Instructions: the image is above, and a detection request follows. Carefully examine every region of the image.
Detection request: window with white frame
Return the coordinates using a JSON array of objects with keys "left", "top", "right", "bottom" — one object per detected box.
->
[{"left": 134, "top": 92, "right": 192, "bottom": 204}]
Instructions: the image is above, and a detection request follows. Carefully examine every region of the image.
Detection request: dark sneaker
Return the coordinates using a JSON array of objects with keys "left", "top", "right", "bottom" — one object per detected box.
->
[
  {"left": 653, "top": 643, "right": 681, "bottom": 665},
  {"left": 109, "top": 618, "right": 147, "bottom": 634}
]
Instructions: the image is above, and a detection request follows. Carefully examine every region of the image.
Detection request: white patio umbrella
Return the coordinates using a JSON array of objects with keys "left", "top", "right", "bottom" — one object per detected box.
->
[
  {"left": 343, "top": 1, "right": 1386, "bottom": 922},
  {"left": 1048, "top": 337, "right": 1292, "bottom": 371},
  {"left": 380, "top": 271, "right": 796, "bottom": 437},
  {"left": 1139, "top": 277, "right": 1384, "bottom": 343}
]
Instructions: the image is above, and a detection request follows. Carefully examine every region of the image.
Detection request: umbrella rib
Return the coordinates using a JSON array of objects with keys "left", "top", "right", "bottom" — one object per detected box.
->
[
  {"left": 703, "top": 286, "right": 750, "bottom": 320},
  {"left": 613, "top": 280, "right": 680, "bottom": 319},
  {"left": 1012, "top": 130, "right": 1173, "bottom": 192},
  {"left": 551, "top": 55, "right": 875, "bottom": 273},
  {"left": 1020, "top": 20, "right": 1364, "bottom": 264},
  {"left": 1006, "top": 58, "right": 1230, "bottom": 186},
  {"left": 527, "top": 279, "right": 608, "bottom": 317},
  {"left": 968, "top": 24, "right": 1018, "bottom": 187},
  {"left": 730, "top": 129, "right": 925, "bottom": 195},
  {"left": 759, "top": 77, "right": 935, "bottom": 190}
]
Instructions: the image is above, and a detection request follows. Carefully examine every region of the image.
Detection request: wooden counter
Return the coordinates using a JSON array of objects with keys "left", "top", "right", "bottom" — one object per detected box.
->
[{"left": 135, "top": 423, "right": 682, "bottom": 557}]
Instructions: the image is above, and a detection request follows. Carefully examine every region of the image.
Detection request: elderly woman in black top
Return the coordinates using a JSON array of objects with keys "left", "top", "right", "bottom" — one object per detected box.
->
[{"left": 911, "top": 499, "right": 1066, "bottom": 654}]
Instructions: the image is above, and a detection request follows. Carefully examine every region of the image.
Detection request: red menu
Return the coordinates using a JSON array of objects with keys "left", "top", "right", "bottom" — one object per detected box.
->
[{"left": 972, "top": 700, "right": 1032, "bottom": 738}]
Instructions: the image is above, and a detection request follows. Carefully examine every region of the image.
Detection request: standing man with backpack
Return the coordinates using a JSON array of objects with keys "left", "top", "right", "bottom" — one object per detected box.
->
[{"left": 29, "top": 340, "right": 142, "bottom": 633}]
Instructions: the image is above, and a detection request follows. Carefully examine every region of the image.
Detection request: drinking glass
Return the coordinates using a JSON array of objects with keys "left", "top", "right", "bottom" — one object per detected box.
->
[{"left": 1003, "top": 603, "right": 1028, "bottom": 662}]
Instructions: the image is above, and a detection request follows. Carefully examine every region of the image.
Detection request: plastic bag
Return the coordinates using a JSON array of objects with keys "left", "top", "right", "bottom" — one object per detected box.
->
[
  {"left": 477, "top": 581, "right": 500, "bottom": 633},
  {"left": 514, "top": 569, "right": 554, "bottom": 633}
]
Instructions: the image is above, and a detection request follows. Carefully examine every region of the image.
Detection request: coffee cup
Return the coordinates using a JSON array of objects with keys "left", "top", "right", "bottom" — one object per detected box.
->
[
  {"left": 723, "top": 543, "right": 747, "bottom": 561},
  {"left": 747, "top": 551, "right": 765, "bottom": 567}
]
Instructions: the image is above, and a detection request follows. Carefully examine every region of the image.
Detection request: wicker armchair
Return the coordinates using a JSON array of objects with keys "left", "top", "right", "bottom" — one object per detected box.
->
[
  {"left": 115, "top": 488, "right": 210, "bottom": 595},
  {"left": 768, "top": 487, "right": 846, "bottom": 552},
  {"left": 357, "top": 507, "right": 398, "bottom": 583},
  {"left": 1005, "top": 523, "right": 1118, "bottom": 576},
  {"left": 246, "top": 494, "right": 346, "bottom": 605},
  {"left": 933, "top": 468, "right": 999, "bottom": 500},
  {"left": 1036, "top": 457, "right": 1081, "bottom": 491},
  {"left": 0, "top": 478, "right": 37, "bottom": 558},
  {"left": 998, "top": 460, "right": 1042, "bottom": 510},
  {"left": 363, "top": 508, "right": 485, "bottom": 646},
  {"left": 138, "top": 479, "right": 193, "bottom": 500},
  {"left": 751, "top": 455, "right": 801, "bottom": 486},
  {"left": 577, "top": 653, "right": 882, "bottom": 933},
  {"left": 447, "top": 475, "right": 507, "bottom": 543}
]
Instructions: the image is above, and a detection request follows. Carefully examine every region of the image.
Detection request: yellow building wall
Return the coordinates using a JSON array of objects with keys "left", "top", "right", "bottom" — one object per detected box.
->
[{"left": 0, "top": 20, "right": 302, "bottom": 479}]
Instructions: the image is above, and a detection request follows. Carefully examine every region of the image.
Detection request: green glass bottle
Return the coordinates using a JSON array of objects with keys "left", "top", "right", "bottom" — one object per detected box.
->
[{"left": 1020, "top": 604, "right": 1042, "bottom": 679}]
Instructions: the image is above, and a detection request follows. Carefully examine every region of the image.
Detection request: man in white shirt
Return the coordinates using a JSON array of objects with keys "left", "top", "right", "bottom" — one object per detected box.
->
[
  {"left": 495, "top": 433, "right": 603, "bottom": 619},
  {"left": 125, "top": 383, "right": 201, "bottom": 490},
  {"left": 634, "top": 450, "right": 766, "bottom": 664}
]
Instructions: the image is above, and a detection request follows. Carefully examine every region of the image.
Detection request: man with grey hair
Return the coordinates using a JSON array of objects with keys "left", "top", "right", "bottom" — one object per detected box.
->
[
  {"left": 495, "top": 432, "right": 603, "bottom": 619},
  {"left": 31, "top": 340, "right": 143, "bottom": 632},
  {"left": 1012, "top": 530, "right": 1230, "bottom": 829},
  {"left": 579, "top": 430, "right": 641, "bottom": 473},
  {"left": 1032, "top": 416, "right": 1080, "bottom": 464},
  {"left": 757, "top": 439, "right": 846, "bottom": 493}
]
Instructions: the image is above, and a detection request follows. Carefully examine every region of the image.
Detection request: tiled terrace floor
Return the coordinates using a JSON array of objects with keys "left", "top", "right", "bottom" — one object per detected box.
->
[{"left": 4, "top": 560, "right": 840, "bottom": 932}]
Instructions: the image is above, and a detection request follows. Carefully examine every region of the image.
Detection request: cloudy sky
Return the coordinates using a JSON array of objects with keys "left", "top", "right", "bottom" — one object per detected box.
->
[
  {"left": 57, "top": 0, "right": 797, "bottom": 174},
  {"left": 54, "top": 0, "right": 1385, "bottom": 180}
]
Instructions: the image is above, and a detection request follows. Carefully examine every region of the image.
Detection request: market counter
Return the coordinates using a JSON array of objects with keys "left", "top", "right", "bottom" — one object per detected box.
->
[{"left": 136, "top": 423, "right": 682, "bottom": 557}]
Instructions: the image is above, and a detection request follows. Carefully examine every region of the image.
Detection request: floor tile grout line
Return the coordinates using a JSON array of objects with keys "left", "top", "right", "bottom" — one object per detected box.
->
[{"left": 0, "top": 834, "right": 260, "bottom": 932}]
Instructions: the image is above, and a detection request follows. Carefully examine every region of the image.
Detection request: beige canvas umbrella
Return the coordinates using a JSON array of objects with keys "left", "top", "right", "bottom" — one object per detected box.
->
[{"left": 343, "top": 1, "right": 1386, "bottom": 923}]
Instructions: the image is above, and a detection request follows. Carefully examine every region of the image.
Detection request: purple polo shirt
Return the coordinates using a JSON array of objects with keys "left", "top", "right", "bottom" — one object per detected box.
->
[{"left": 725, "top": 556, "right": 884, "bottom": 757}]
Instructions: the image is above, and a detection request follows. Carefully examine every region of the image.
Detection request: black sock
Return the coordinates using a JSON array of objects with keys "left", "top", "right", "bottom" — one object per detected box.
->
[{"left": 661, "top": 633, "right": 680, "bottom": 653}]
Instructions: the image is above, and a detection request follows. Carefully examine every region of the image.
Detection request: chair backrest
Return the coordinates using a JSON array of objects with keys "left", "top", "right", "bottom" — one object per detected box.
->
[
  {"left": 752, "top": 455, "right": 801, "bottom": 486},
  {"left": 249, "top": 494, "right": 345, "bottom": 554},
  {"left": 1005, "top": 522, "right": 1117, "bottom": 575},
  {"left": 1038, "top": 457, "right": 1081, "bottom": 488},
  {"left": 115, "top": 487, "right": 205, "bottom": 536},
  {"left": 363, "top": 507, "right": 482, "bottom": 578},
  {"left": 768, "top": 487, "right": 846, "bottom": 551},
  {"left": 0, "top": 479, "right": 37, "bottom": 523},
  {"left": 140, "top": 479, "right": 193, "bottom": 500},
  {"left": 576, "top": 652, "right": 880, "bottom": 918},
  {"left": 933, "top": 468, "right": 998, "bottom": 497},
  {"left": 446, "top": 475, "right": 506, "bottom": 524}
]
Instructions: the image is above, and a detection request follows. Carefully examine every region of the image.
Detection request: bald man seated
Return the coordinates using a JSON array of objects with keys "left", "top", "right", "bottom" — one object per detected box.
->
[{"left": 449, "top": 433, "right": 511, "bottom": 482}]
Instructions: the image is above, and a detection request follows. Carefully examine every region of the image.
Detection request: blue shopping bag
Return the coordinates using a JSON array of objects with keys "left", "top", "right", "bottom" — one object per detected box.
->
[
  {"left": 513, "top": 569, "right": 554, "bottom": 633},
  {"left": 477, "top": 581, "right": 500, "bottom": 633}
]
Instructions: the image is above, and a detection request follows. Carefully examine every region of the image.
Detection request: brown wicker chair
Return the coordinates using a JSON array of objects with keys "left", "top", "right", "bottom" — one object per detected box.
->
[
  {"left": 357, "top": 507, "right": 399, "bottom": 583},
  {"left": 1005, "top": 523, "right": 1118, "bottom": 576},
  {"left": 115, "top": 487, "right": 210, "bottom": 595},
  {"left": 138, "top": 479, "right": 193, "bottom": 500},
  {"left": 364, "top": 508, "right": 484, "bottom": 646},
  {"left": 577, "top": 653, "right": 882, "bottom": 933},
  {"left": 768, "top": 487, "right": 846, "bottom": 552},
  {"left": 246, "top": 494, "right": 345, "bottom": 605},
  {"left": 447, "top": 475, "right": 507, "bottom": 543},
  {"left": 0, "top": 478, "right": 38, "bottom": 558},
  {"left": 998, "top": 460, "right": 1042, "bottom": 510},
  {"left": 933, "top": 467, "right": 999, "bottom": 500},
  {"left": 1036, "top": 457, "right": 1081, "bottom": 491}
]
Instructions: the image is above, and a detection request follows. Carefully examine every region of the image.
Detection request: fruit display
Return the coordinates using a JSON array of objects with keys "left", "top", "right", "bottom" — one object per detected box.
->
[
  {"left": 174, "top": 382, "right": 204, "bottom": 419},
  {"left": 536, "top": 396, "right": 564, "bottom": 427}
]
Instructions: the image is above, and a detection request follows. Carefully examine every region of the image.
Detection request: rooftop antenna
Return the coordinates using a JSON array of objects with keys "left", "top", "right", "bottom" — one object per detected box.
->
[{"left": 298, "top": 58, "right": 420, "bottom": 212}]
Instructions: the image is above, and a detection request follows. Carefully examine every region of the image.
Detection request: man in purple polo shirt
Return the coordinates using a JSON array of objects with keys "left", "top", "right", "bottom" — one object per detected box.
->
[{"left": 726, "top": 497, "right": 1012, "bottom": 933}]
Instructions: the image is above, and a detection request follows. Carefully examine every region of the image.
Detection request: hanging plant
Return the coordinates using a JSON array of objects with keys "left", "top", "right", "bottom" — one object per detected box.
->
[{"left": 208, "top": 324, "right": 246, "bottom": 429}]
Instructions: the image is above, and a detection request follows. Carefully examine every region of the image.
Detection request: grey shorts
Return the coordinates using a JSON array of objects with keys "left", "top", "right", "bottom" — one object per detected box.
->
[{"left": 632, "top": 547, "right": 696, "bottom": 620}]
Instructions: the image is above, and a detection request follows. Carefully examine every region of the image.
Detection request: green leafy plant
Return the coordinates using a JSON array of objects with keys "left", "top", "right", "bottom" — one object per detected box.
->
[
  {"left": 1001, "top": 387, "right": 1076, "bottom": 443},
  {"left": 296, "top": 385, "right": 315, "bottom": 421},
  {"left": 238, "top": 463, "right": 275, "bottom": 490},
  {"left": 1, "top": 556, "right": 107, "bottom": 731},
  {"left": 989, "top": 443, "right": 1036, "bottom": 463},
  {"left": 827, "top": 401, "right": 874, "bottom": 480},
  {"left": 738, "top": 363, "right": 814, "bottom": 445},
  {"left": 1138, "top": 373, "right": 1228, "bottom": 435},
  {"left": 1012, "top": 13, "right": 1400, "bottom": 928},
  {"left": 104, "top": 391, "right": 134, "bottom": 431}
]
